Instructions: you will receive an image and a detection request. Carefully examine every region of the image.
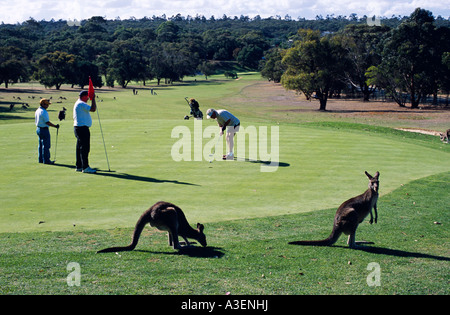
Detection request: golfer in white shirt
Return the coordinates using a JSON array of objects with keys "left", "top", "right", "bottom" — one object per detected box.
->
[
  {"left": 206, "top": 108, "right": 240, "bottom": 160},
  {"left": 35, "top": 98, "right": 59, "bottom": 164},
  {"left": 73, "top": 90, "right": 97, "bottom": 173}
]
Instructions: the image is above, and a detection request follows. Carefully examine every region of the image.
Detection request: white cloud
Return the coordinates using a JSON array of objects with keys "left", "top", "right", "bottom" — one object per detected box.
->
[{"left": 0, "top": 0, "right": 449, "bottom": 24}]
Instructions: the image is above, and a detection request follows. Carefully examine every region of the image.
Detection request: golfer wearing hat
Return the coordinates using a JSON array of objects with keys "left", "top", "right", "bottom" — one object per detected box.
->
[
  {"left": 73, "top": 90, "right": 97, "bottom": 173},
  {"left": 35, "top": 98, "right": 59, "bottom": 164},
  {"left": 206, "top": 108, "right": 240, "bottom": 160}
]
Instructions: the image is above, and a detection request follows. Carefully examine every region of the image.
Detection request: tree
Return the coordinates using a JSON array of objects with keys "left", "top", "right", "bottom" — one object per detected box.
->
[
  {"left": 197, "top": 61, "right": 215, "bottom": 80},
  {"left": 260, "top": 48, "right": 285, "bottom": 83},
  {"left": 435, "top": 27, "right": 450, "bottom": 105},
  {"left": 203, "top": 29, "right": 238, "bottom": 60},
  {"left": 281, "top": 29, "right": 345, "bottom": 110},
  {"left": 156, "top": 21, "right": 180, "bottom": 42},
  {"left": 235, "top": 31, "right": 269, "bottom": 69},
  {"left": 367, "top": 8, "right": 440, "bottom": 108},
  {"left": 0, "top": 46, "right": 29, "bottom": 88},
  {"left": 440, "top": 52, "right": 450, "bottom": 105},
  {"left": 35, "top": 51, "right": 76, "bottom": 89},
  {"left": 67, "top": 59, "right": 103, "bottom": 88},
  {"left": 338, "top": 24, "right": 389, "bottom": 101},
  {"left": 148, "top": 42, "right": 199, "bottom": 85},
  {"left": 108, "top": 40, "right": 147, "bottom": 88}
]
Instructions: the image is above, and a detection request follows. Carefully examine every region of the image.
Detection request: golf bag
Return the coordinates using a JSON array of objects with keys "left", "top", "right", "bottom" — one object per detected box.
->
[{"left": 184, "top": 97, "right": 203, "bottom": 120}]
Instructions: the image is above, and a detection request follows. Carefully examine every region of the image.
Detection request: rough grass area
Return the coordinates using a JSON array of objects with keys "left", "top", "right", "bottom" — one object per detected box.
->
[{"left": 0, "top": 172, "right": 448, "bottom": 295}]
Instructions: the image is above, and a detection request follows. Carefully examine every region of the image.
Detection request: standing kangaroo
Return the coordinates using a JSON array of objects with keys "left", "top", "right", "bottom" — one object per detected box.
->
[
  {"left": 97, "top": 201, "right": 207, "bottom": 253},
  {"left": 289, "top": 171, "right": 379, "bottom": 249}
]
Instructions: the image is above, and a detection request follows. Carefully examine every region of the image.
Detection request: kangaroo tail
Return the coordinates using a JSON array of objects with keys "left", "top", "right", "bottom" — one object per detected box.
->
[
  {"left": 97, "top": 214, "right": 148, "bottom": 253},
  {"left": 289, "top": 226, "right": 341, "bottom": 246}
]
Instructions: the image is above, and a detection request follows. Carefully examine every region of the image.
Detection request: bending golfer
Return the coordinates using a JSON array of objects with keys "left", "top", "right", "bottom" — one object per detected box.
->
[
  {"left": 206, "top": 108, "right": 240, "bottom": 160},
  {"left": 35, "top": 98, "right": 59, "bottom": 164},
  {"left": 73, "top": 90, "right": 97, "bottom": 173}
]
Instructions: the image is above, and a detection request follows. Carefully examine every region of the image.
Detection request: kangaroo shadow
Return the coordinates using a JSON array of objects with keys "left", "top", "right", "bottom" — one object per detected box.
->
[
  {"left": 290, "top": 242, "right": 449, "bottom": 261},
  {"left": 136, "top": 246, "right": 225, "bottom": 258},
  {"left": 353, "top": 245, "right": 450, "bottom": 261}
]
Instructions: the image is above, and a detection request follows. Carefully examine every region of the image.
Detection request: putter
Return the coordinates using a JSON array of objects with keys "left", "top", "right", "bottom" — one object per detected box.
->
[
  {"left": 209, "top": 134, "right": 222, "bottom": 163},
  {"left": 53, "top": 127, "right": 59, "bottom": 162}
]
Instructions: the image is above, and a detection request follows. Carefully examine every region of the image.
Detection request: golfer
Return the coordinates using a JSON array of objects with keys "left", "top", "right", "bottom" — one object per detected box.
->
[
  {"left": 206, "top": 108, "right": 240, "bottom": 160},
  {"left": 73, "top": 90, "right": 97, "bottom": 173},
  {"left": 35, "top": 98, "right": 59, "bottom": 164}
]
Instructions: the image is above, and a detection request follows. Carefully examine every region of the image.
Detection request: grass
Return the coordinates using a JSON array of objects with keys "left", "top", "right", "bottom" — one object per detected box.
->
[
  {"left": 0, "top": 172, "right": 448, "bottom": 295},
  {"left": 0, "top": 73, "right": 449, "bottom": 295}
]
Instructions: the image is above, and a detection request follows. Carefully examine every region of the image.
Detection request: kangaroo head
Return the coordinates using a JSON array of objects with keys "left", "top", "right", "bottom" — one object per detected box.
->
[
  {"left": 365, "top": 171, "right": 380, "bottom": 192},
  {"left": 196, "top": 223, "right": 207, "bottom": 247}
]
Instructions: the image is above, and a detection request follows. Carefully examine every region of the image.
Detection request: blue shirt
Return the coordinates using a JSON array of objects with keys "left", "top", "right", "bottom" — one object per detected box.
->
[
  {"left": 73, "top": 99, "right": 92, "bottom": 127},
  {"left": 216, "top": 110, "right": 240, "bottom": 127}
]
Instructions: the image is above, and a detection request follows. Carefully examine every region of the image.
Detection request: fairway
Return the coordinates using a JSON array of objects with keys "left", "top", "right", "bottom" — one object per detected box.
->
[
  {"left": 1, "top": 74, "right": 449, "bottom": 233},
  {"left": 1, "top": 73, "right": 449, "bottom": 295}
]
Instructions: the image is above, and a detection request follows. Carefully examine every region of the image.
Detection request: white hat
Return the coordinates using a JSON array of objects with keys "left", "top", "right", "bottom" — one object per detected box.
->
[{"left": 206, "top": 108, "right": 216, "bottom": 119}]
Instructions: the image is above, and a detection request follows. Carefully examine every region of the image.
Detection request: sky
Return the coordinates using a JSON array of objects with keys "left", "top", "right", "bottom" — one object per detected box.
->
[{"left": 0, "top": 0, "right": 449, "bottom": 24}]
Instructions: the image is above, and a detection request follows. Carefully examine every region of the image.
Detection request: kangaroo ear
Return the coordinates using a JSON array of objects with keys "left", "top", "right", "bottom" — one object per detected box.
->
[
  {"left": 375, "top": 171, "right": 379, "bottom": 178},
  {"left": 197, "top": 223, "right": 204, "bottom": 232},
  {"left": 365, "top": 171, "right": 372, "bottom": 179}
]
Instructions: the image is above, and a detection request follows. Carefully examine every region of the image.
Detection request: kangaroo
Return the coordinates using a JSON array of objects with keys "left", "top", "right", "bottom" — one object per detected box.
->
[
  {"left": 439, "top": 129, "right": 449, "bottom": 143},
  {"left": 289, "top": 171, "right": 379, "bottom": 249},
  {"left": 97, "top": 201, "right": 207, "bottom": 253}
]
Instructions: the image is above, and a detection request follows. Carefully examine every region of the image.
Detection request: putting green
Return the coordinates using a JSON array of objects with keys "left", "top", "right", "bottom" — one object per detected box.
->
[{"left": 1, "top": 115, "right": 448, "bottom": 233}]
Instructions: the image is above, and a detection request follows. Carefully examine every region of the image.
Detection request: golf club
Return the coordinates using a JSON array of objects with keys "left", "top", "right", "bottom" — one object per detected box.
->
[
  {"left": 209, "top": 134, "right": 222, "bottom": 163},
  {"left": 53, "top": 126, "right": 59, "bottom": 162}
]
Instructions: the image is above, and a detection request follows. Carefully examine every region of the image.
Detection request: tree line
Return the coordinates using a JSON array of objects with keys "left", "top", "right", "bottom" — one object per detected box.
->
[
  {"left": 261, "top": 8, "right": 450, "bottom": 109},
  {"left": 0, "top": 8, "right": 449, "bottom": 106}
]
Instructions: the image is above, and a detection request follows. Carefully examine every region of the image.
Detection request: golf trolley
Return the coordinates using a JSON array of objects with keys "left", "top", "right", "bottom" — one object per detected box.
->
[{"left": 184, "top": 97, "right": 203, "bottom": 120}]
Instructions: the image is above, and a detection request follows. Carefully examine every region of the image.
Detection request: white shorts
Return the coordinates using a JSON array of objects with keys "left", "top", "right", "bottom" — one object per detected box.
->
[{"left": 227, "top": 124, "right": 240, "bottom": 135}]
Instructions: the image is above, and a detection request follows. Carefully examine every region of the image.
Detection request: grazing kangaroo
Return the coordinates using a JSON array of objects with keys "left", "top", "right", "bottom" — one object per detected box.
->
[
  {"left": 289, "top": 171, "right": 379, "bottom": 249},
  {"left": 97, "top": 201, "right": 207, "bottom": 253},
  {"left": 439, "top": 129, "right": 449, "bottom": 143}
]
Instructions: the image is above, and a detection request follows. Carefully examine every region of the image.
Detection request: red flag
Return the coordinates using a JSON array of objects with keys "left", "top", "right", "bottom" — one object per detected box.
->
[{"left": 88, "top": 76, "right": 95, "bottom": 100}]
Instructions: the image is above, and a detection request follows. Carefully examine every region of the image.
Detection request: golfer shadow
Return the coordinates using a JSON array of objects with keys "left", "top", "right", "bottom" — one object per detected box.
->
[
  {"left": 234, "top": 157, "right": 290, "bottom": 167},
  {"left": 136, "top": 246, "right": 225, "bottom": 258},
  {"left": 96, "top": 171, "right": 199, "bottom": 186},
  {"left": 52, "top": 163, "right": 198, "bottom": 186}
]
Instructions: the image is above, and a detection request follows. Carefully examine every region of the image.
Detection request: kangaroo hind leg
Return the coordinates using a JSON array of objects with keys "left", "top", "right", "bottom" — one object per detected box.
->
[
  {"left": 168, "top": 230, "right": 181, "bottom": 249},
  {"left": 347, "top": 233, "right": 358, "bottom": 249},
  {"left": 348, "top": 231, "right": 374, "bottom": 249}
]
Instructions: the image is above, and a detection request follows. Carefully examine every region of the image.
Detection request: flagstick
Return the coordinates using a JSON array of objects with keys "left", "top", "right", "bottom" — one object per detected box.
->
[
  {"left": 89, "top": 76, "right": 110, "bottom": 172},
  {"left": 96, "top": 102, "right": 111, "bottom": 172}
]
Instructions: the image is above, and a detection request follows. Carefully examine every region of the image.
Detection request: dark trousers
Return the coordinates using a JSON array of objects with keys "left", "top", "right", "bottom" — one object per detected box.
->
[{"left": 74, "top": 126, "right": 90, "bottom": 169}]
